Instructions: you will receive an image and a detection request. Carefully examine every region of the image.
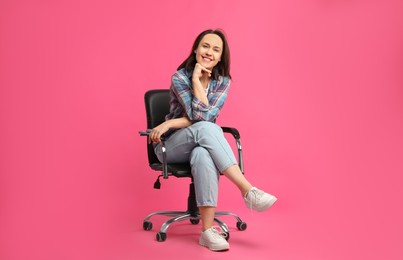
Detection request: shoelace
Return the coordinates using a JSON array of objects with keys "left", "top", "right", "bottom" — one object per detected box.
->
[
  {"left": 245, "top": 188, "right": 263, "bottom": 214},
  {"left": 210, "top": 226, "right": 228, "bottom": 240}
]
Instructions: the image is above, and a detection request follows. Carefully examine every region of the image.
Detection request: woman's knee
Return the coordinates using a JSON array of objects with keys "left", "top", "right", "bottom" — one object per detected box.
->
[{"left": 192, "top": 121, "right": 223, "bottom": 136}]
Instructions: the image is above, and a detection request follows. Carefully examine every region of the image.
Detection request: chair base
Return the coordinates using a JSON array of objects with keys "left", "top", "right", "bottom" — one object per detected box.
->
[{"left": 142, "top": 183, "right": 247, "bottom": 242}]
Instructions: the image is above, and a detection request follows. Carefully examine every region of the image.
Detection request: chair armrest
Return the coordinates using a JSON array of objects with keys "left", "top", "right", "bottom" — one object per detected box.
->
[
  {"left": 139, "top": 129, "right": 152, "bottom": 136},
  {"left": 221, "top": 126, "right": 240, "bottom": 139},
  {"left": 221, "top": 126, "right": 244, "bottom": 174}
]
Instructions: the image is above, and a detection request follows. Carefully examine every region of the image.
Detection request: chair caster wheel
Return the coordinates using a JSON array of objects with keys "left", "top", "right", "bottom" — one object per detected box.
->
[
  {"left": 190, "top": 218, "right": 200, "bottom": 225},
  {"left": 156, "top": 232, "right": 167, "bottom": 242},
  {"left": 143, "top": 221, "right": 152, "bottom": 231},
  {"left": 236, "top": 221, "right": 247, "bottom": 231}
]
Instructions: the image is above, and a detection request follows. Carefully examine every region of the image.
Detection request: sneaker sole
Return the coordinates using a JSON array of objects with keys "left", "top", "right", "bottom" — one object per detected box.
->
[{"left": 199, "top": 239, "right": 230, "bottom": 251}]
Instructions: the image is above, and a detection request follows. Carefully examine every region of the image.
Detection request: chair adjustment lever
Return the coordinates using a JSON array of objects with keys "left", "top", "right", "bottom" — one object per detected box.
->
[{"left": 153, "top": 175, "right": 163, "bottom": 189}]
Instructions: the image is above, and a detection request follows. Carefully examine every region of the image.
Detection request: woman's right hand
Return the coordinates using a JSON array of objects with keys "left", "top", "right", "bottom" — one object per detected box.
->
[
  {"left": 192, "top": 63, "right": 212, "bottom": 80},
  {"left": 148, "top": 122, "right": 170, "bottom": 144}
]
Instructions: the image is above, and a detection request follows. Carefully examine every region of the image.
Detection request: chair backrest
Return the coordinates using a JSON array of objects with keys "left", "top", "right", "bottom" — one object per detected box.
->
[{"left": 144, "top": 89, "right": 170, "bottom": 165}]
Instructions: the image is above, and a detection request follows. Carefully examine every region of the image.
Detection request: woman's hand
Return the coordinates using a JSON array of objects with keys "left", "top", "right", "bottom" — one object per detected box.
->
[
  {"left": 148, "top": 117, "right": 192, "bottom": 144},
  {"left": 191, "top": 63, "right": 211, "bottom": 106},
  {"left": 192, "top": 63, "right": 212, "bottom": 80},
  {"left": 148, "top": 122, "right": 170, "bottom": 144}
]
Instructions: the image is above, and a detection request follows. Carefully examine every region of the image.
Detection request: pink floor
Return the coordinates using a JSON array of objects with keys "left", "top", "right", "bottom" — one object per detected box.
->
[
  {"left": 2, "top": 167, "right": 402, "bottom": 260},
  {"left": 126, "top": 192, "right": 401, "bottom": 260},
  {"left": 89, "top": 194, "right": 402, "bottom": 260}
]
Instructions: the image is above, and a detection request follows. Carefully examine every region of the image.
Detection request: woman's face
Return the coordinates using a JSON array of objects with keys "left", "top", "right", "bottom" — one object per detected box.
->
[{"left": 195, "top": 33, "right": 223, "bottom": 70}]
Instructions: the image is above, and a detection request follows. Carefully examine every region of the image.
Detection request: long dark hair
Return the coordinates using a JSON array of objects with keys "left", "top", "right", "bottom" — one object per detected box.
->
[{"left": 177, "top": 29, "right": 231, "bottom": 79}]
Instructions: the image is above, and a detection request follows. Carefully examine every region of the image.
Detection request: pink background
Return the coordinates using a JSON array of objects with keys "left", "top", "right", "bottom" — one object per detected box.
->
[{"left": 1, "top": 0, "right": 403, "bottom": 259}]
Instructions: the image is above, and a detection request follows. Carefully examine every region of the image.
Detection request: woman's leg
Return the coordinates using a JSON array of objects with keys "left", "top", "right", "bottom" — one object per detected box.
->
[
  {"left": 158, "top": 122, "right": 255, "bottom": 195},
  {"left": 189, "top": 146, "right": 220, "bottom": 230},
  {"left": 153, "top": 127, "right": 196, "bottom": 164},
  {"left": 190, "top": 146, "right": 229, "bottom": 251},
  {"left": 185, "top": 122, "right": 252, "bottom": 194},
  {"left": 187, "top": 121, "right": 277, "bottom": 211},
  {"left": 156, "top": 135, "right": 222, "bottom": 229},
  {"left": 222, "top": 164, "right": 253, "bottom": 196},
  {"left": 155, "top": 121, "right": 276, "bottom": 214},
  {"left": 199, "top": 207, "right": 215, "bottom": 231},
  {"left": 154, "top": 122, "right": 252, "bottom": 197},
  {"left": 155, "top": 121, "right": 237, "bottom": 169}
]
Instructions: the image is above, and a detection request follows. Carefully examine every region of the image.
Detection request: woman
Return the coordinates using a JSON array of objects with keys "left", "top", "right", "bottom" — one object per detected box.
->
[{"left": 148, "top": 29, "right": 277, "bottom": 251}]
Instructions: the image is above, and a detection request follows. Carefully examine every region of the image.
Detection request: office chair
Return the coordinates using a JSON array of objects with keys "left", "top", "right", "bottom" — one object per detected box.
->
[{"left": 139, "top": 89, "right": 247, "bottom": 242}]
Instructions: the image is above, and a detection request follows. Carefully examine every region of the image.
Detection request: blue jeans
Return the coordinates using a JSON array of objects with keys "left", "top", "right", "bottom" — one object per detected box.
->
[{"left": 154, "top": 121, "right": 237, "bottom": 207}]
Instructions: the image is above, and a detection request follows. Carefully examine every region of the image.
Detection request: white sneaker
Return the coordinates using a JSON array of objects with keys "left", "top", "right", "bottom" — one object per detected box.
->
[
  {"left": 244, "top": 187, "right": 277, "bottom": 212},
  {"left": 199, "top": 226, "right": 230, "bottom": 251}
]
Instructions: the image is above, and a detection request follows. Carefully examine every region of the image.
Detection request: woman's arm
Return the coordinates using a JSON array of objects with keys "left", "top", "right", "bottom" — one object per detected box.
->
[
  {"left": 148, "top": 116, "right": 192, "bottom": 143},
  {"left": 191, "top": 63, "right": 211, "bottom": 106}
]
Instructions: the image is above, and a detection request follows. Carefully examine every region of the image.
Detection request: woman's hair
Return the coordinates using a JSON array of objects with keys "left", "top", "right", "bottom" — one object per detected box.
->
[{"left": 177, "top": 29, "right": 231, "bottom": 79}]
